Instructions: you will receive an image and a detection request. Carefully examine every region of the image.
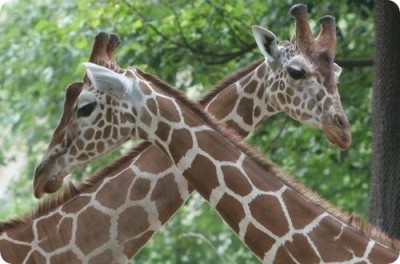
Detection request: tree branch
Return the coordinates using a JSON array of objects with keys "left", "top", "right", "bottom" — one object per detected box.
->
[{"left": 122, "top": 1, "right": 374, "bottom": 67}]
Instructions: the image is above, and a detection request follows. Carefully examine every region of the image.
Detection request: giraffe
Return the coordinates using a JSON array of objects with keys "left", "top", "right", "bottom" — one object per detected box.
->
[
  {"left": 25, "top": 6, "right": 399, "bottom": 263},
  {"left": 0, "top": 5, "right": 373, "bottom": 263},
  {"left": 34, "top": 4, "right": 351, "bottom": 198}
]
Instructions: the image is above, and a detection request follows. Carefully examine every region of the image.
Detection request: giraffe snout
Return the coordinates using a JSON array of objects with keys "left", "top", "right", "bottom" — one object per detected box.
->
[
  {"left": 33, "top": 162, "right": 50, "bottom": 198},
  {"left": 322, "top": 113, "right": 352, "bottom": 150},
  {"left": 33, "top": 158, "right": 64, "bottom": 198}
]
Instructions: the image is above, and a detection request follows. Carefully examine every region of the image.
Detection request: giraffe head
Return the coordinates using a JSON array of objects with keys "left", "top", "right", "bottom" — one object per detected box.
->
[
  {"left": 251, "top": 4, "right": 350, "bottom": 149},
  {"left": 33, "top": 32, "right": 137, "bottom": 198}
]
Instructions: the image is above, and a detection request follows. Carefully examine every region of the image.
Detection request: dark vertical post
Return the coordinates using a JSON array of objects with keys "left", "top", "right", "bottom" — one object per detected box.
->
[{"left": 370, "top": 0, "right": 400, "bottom": 238}]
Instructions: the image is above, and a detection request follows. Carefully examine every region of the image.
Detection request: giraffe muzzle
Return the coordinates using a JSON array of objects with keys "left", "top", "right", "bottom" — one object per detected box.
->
[
  {"left": 33, "top": 158, "right": 65, "bottom": 198},
  {"left": 322, "top": 114, "right": 352, "bottom": 150}
]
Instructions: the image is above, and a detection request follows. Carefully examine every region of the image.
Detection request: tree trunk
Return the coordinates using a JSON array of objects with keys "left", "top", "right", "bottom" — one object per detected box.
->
[{"left": 370, "top": 0, "right": 400, "bottom": 238}]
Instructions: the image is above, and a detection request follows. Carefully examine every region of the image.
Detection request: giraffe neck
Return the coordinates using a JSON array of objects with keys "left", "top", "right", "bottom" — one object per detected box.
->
[
  {"left": 205, "top": 60, "right": 277, "bottom": 137},
  {"left": 130, "top": 69, "right": 399, "bottom": 262}
]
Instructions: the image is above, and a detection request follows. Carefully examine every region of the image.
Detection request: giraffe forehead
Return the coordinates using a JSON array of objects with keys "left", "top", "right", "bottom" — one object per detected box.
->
[
  {"left": 76, "top": 90, "right": 97, "bottom": 106},
  {"left": 280, "top": 41, "right": 335, "bottom": 72}
]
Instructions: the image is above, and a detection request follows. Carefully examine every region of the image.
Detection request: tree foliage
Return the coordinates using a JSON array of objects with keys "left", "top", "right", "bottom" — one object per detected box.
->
[{"left": 0, "top": 0, "right": 374, "bottom": 262}]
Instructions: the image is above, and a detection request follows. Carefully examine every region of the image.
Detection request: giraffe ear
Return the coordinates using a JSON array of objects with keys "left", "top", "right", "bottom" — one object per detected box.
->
[
  {"left": 82, "top": 62, "right": 133, "bottom": 100},
  {"left": 333, "top": 63, "right": 342, "bottom": 78},
  {"left": 251, "top": 25, "right": 281, "bottom": 63}
]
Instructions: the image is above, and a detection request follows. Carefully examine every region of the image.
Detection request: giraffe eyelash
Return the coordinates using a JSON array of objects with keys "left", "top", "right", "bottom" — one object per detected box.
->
[{"left": 77, "top": 102, "right": 97, "bottom": 118}]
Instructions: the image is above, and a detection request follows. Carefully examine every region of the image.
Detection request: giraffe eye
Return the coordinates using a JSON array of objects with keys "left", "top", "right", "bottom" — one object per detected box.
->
[
  {"left": 77, "top": 102, "right": 97, "bottom": 118},
  {"left": 287, "top": 67, "right": 305, "bottom": 80}
]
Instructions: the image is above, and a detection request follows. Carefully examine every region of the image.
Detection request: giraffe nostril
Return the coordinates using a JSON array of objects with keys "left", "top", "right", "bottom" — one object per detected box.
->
[{"left": 334, "top": 114, "right": 347, "bottom": 129}]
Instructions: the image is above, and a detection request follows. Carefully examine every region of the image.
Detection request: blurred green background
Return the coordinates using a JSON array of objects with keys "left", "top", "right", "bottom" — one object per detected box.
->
[{"left": 0, "top": 0, "right": 374, "bottom": 262}]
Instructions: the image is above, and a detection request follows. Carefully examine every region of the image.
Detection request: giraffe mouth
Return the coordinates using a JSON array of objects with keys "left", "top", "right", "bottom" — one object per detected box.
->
[
  {"left": 33, "top": 156, "right": 67, "bottom": 198},
  {"left": 323, "top": 125, "right": 352, "bottom": 150},
  {"left": 320, "top": 113, "right": 352, "bottom": 150}
]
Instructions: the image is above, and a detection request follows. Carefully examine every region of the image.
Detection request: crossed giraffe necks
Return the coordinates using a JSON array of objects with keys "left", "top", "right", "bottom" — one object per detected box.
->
[
  {"left": 1, "top": 63, "right": 398, "bottom": 263},
  {"left": 132, "top": 69, "right": 399, "bottom": 263}
]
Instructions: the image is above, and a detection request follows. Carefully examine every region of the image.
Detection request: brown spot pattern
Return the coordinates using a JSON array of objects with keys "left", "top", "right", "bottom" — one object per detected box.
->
[
  {"left": 207, "top": 89, "right": 239, "bottom": 120},
  {"left": 123, "top": 231, "right": 153, "bottom": 259},
  {"left": 221, "top": 165, "right": 252, "bottom": 196},
  {"left": 254, "top": 106, "right": 261, "bottom": 118},
  {"left": 216, "top": 194, "right": 245, "bottom": 233},
  {"left": 136, "top": 147, "right": 172, "bottom": 174},
  {"left": 130, "top": 177, "right": 151, "bottom": 201},
  {"left": 37, "top": 217, "right": 73, "bottom": 253},
  {"left": 307, "top": 100, "right": 316, "bottom": 111},
  {"left": 301, "top": 112, "right": 312, "bottom": 120},
  {"left": 139, "top": 81, "right": 152, "bottom": 95},
  {"left": 244, "top": 80, "right": 258, "bottom": 94},
  {"left": 157, "top": 96, "right": 181, "bottom": 123},
  {"left": 117, "top": 206, "right": 149, "bottom": 243},
  {"left": 237, "top": 97, "right": 254, "bottom": 126},
  {"left": 50, "top": 251, "right": 80, "bottom": 264},
  {"left": 316, "top": 89, "right": 326, "bottom": 101},
  {"left": 278, "top": 93, "right": 286, "bottom": 105},
  {"left": 184, "top": 155, "right": 219, "bottom": 199},
  {"left": 76, "top": 207, "right": 111, "bottom": 255},
  {"left": 279, "top": 80, "right": 285, "bottom": 91},
  {"left": 155, "top": 121, "right": 171, "bottom": 142},
  {"left": 257, "top": 64, "right": 266, "bottom": 79},
  {"left": 76, "top": 139, "right": 85, "bottom": 149},
  {"left": 243, "top": 157, "right": 282, "bottom": 192},
  {"left": 169, "top": 129, "right": 192, "bottom": 163},
  {"left": 275, "top": 247, "right": 297, "bottom": 263},
  {"left": 63, "top": 196, "right": 91, "bottom": 214},
  {"left": 140, "top": 109, "right": 152, "bottom": 127},
  {"left": 293, "top": 96, "right": 301, "bottom": 106},
  {"left": 147, "top": 98, "right": 158, "bottom": 115},
  {"left": 257, "top": 84, "right": 264, "bottom": 99},
  {"left": 244, "top": 223, "right": 275, "bottom": 259},
  {"left": 271, "top": 81, "right": 279, "bottom": 92},
  {"left": 97, "top": 170, "right": 134, "bottom": 209},
  {"left": 106, "top": 108, "right": 112, "bottom": 123},
  {"left": 196, "top": 130, "right": 240, "bottom": 162},
  {"left": 26, "top": 251, "right": 46, "bottom": 263},
  {"left": 151, "top": 173, "right": 183, "bottom": 223},
  {"left": 104, "top": 125, "right": 112, "bottom": 138},
  {"left": 282, "top": 191, "right": 318, "bottom": 230},
  {"left": 249, "top": 195, "right": 289, "bottom": 236},
  {"left": 309, "top": 216, "right": 352, "bottom": 262},
  {"left": 97, "top": 141, "right": 105, "bottom": 153},
  {"left": 89, "top": 249, "right": 114, "bottom": 264},
  {"left": 284, "top": 234, "right": 319, "bottom": 263},
  {"left": 84, "top": 128, "right": 94, "bottom": 140}
]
